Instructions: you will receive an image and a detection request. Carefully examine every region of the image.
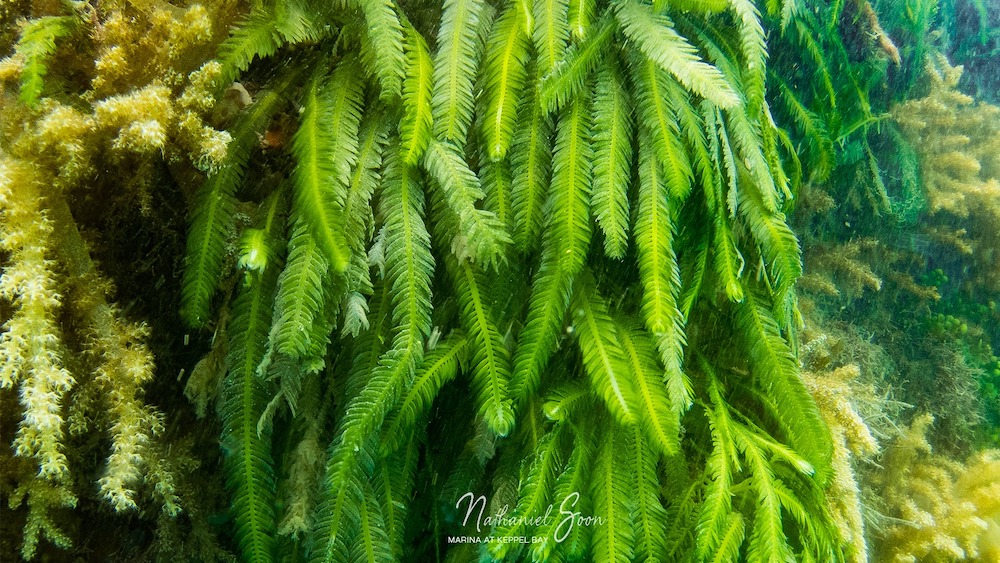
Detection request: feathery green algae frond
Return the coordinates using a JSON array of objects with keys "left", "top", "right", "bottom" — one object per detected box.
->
[
  {"left": 510, "top": 95, "right": 592, "bottom": 409},
  {"left": 616, "top": 319, "right": 681, "bottom": 455},
  {"left": 15, "top": 16, "right": 78, "bottom": 108},
  {"left": 354, "top": 0, "right": 405, "bottom": 98},
  {"left": 534, "top": 0, "right": 571, "bottom": 74},
  {"left": 381, "top": 332, "right": 468, "bottom": 453},
  {"left": 591, "top": 423, "right": 637, "bottom": 562},
  {"left": 452, "top": 259, "right": 515, "bottom": 436},
  {"left": 400, "top": 24, "right": 434, "bottom": 165},
  {"left": 572, "top": 275, "right": 638, "bottom": 426},
  {"left": 488, "top": 424, "right": 566, "bottom": 560},
  {"left": 732, "top": 292, "right": 831, "bottom": 479},
  {"left": 589, "top": 58, "right": 634, "bottom": 260},
  {"left": 289, "top": 60, "right": 363, "bottom": 274},
  {"left": 538, "top": 16, "right": 615, "bottom": 115},
  {"left": 615, "top": 0, "right": 739, "bottom": 108},
  {"left": 479, "top": 3, "right": 531, "bottom": 161},
  {"left": 221, "top": 193, "right": 286, "bottom": 563},
  {"left": 432, "top": 0, "right": 487, "bottom": 144},
  {"left": 422, "top": 139, "right": 510, "bottom": 266},
  {"left": 510, "top": 64, "right": 554, "bottom": 254},
  {"left": 181, "top": 73, "right": 295, "bottom": 327}
]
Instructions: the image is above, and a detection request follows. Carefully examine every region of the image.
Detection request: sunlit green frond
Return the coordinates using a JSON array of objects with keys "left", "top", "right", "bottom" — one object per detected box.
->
[
  {"left": 665, "top": 479, "right": 703, "bottom": 560},
  {"left": 666, "top": 78, "right": 715, "bottom": 197},
  {"left": 291, "top": 61, "right": 364, "bottom": 274},
  {"left": 592, "top": 424, "right": 635, "bottom": 563},
  {"left": 567, "top": 0, "right": 595, "bottom": 40},
  {"left": 702, "top": 114, "right": 746, "bottom": 302},
  {"left": 182, "top": 80, "right": 290, "bottom": 327},
  {"left": 734, "top": 421, "right": 814, "bottom": 476},
  {"left": 697, "top": 370, "right": 738, "bottom": 562},
  {"left": 725, "top": 109, "right": 779, "bottom": 213},
  {"left": 533, "top": 0, "right": 570, "bottom": 74},
  {"left": 770, "top": 464, "right": 842, "bottom": 560},
  {"left": 678, "top": 240, "right": 709, "bottom": 324},
  {"left": 273, "top": 0, "right": 317, "bottom": 43},
  {"left": 740, "top": 435, "right": 794, "bottom": 563},
  {"left": 454, "top": 261, "right": 515, "bottom": 436},
  {"left": 382, "top": 333, "right": 467, "bottom": 453},
  {"left": 712, "top": 106, "right": 741, "bottom": 217},
  {"left": 480, "top": 4, "right": 531, "bottom": 160},
  {"left": 217, "top": 2, "right": 318, "bottom": 85},
  {"left": 572, "top": 277, "right": 637, "bottom": 426},
  {"left": 760, "top": 105, "right": 792, "bottom": 203},
  {"left": 340, "top": 154, "right": 434, "bottom": 455},
  {"left": 516, "top": 0, "right": 535, "bottom": 34},
  {"left": 432, "top": 0, "right": 486, "bottom": 144},
  {"left": 510, "top": 96, "right": 592, "bottom": 407},
  {"left": 510, "top": 67, "right": 554, "bottom": 253},
  {"left": 615, "top": 0, "right": 738, "bottom": 108},
  {"left": 181, "top": 167, "right": 238, "bottom": 329},
  {"left": 511, "top": 250, "right": 574, "bottom": 407},
  {"left": 308, "top": 438, "right": 374, "bottom": 563},
  {"left": 632, "top": 57, "right": 693, "bottom": 202},
  {"left": 509, "top": 247, "right": 571, "bottom": 409},
  {"left": 617, "top": 321, "right": 679, "bottom": 456},
  {"left": 780, "top": 0, "right": 797, "bottom": 29},
  {"left": 271, "top": 223, "right": 329, "bottom": 359},
  {"left": 342, "top": 277, "right": 370, "bottom": 341},
  {"left": 727, "top": 0, "right": 766, "bottom": 111},
  {"left": 634, "top": 142, "right": 691, "bottom": 410},
  {"left": 631, "top": 428, "right": 668, "bottom": 562},
  {"left": 344, "top": 279, "right": 393, "bottom": 403},
  {"left": 357, "top": 0, "right": 405, "bottom": 98},
  {"left": 307, "top": 287, "right": 341, "bottom": 374},
  {"left": 712, "top": 513, "right": 746, "bottom": 563},
  {"left": 538, "top": 17, "right": 614, "bottom": 114},
  {"left": 711, "top": 211, "right": 745, "bottom": 303},
  {"left": 16, "top": 16, "right": 76, "bottom": 107},
  {"left": 733, "top": 292, "right": 831, "bottom": 479},
  {"left": 422, "top": 139, "right": 510, "bottom": 266},
  {"left": 590, "top": 59, "right": 633, "bottom": 259},
  {"left": 690, "top": 11, "right": 744, "bottom": 83},
  {"left": 737, "top": 183, "right": 801, "bottom": 300},
  {"left": 313, "top": 161, "right": 434, "bottom": 558},
  {"left": 217, "top": 10, "right": 281, "bottom": 84},
  {"left": 400, "top": 25, "right": 434, "bottom": 165},
  {"left": 548, "top": 95, "right": 594, "bottom": 272}
]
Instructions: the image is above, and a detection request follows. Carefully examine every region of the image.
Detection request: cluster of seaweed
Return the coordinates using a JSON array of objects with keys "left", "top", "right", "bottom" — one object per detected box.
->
[
  {"left": 782, "top": 1, "right": 1000, "bottom": 560},
  {"left": 0, "top": 0, "right": 997, "bottom": 562},
  {"left": 0, "top": 1, "right": 243, "bottom": 560}
]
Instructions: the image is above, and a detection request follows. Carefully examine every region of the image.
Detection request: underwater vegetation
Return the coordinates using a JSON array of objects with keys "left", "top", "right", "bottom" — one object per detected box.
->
[
  {"left": 874, "top": 414, "right": 1000, "bottom": 563},
  {"left": 787, "top": 3, "right": 1000, "bottom": 561},
  {"left": 0, "top": 0, "right": 998, "bottom": 562}
]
